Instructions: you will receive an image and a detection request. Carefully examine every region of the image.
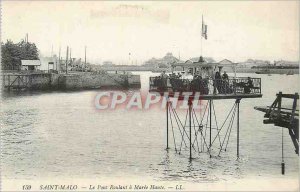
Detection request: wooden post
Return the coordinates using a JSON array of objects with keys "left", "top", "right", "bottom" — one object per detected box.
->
[
  {"left": 278, "top": 92, "right": 282, "bottom": 119},
  {"left": 291, "top": 93, "right": 298, "bottom": 121},
  {"left": 8, "top": 75, "right": 10, "bottom": 91}
]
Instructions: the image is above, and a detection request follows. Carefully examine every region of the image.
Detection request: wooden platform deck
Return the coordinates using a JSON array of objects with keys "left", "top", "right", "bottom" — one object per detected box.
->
[
  {"left": 150, "top": 89, "right": 262, "bottom": 100},
  {"left": 255, "top": 106, "right": 299, "bottom": 119}
]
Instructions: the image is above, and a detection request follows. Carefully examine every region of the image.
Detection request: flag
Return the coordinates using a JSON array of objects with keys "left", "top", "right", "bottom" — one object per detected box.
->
[{"left": 202, "top": 18, "right": 208, "bottom": 40}]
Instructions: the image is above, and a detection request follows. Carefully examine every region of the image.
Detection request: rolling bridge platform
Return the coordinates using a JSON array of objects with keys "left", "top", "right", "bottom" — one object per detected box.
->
[
  {"left": 149, "top": 77, "right": 262, "bottom": 100},
  {"left": 149, "top": 59, "right": 262, "bottom": 160}
]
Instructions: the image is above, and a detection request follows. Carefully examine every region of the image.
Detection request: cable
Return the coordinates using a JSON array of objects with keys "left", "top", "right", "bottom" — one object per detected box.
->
[{"left": 169, "top": 106, "right": 177, "bottom": 152}]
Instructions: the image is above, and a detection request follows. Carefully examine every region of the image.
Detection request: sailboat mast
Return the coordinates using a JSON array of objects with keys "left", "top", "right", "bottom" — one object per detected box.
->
[
  {"left": 70, "top": 48, "right": 72, "bottom": 66},
  {"left": 66, "top": 46, "right": 69, "bottom": 74},
  {"left": 58, "top": 46, "right": 61, "bottom": 71}
]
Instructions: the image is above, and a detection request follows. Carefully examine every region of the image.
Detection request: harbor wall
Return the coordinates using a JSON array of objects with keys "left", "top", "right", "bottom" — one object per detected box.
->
[
  {"left": 30, "top": 73, "right": 52, "bottom": 89},
  {"left": 61, "top": 73, "right": 141, "bottom": 90},
  {"left": 1, "top": 72, "right": 141, "bottom": 91}
]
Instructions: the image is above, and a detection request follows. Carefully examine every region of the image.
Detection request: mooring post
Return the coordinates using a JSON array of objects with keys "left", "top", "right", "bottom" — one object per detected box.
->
[
  {"left": 281, "top": 127, "right": 285, "bottom": 175},
  {"left": 166, "top": 98, "right": 169, "bottom": 150},
  {"left": 189, "top": 100, "right": 192, "bottom": 160},
  {"left": 236, "top": 99, "right": 241, "bottom": 158},
  {"left": 209, "top": 100, "right": 212, "bottom": 158},
  {"left": 278, "top": 92, "right": 282, "bottom": 116}
]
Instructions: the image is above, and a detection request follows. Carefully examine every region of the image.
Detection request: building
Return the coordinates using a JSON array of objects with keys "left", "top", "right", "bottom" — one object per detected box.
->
[
  {"left": 102, "top": 61, "right": 115, "bottom": 66},
  {"left": 39, "top": 56, "right": 58, "bottom": 71},
  {"left": 274, "top": 60, "right": 299, "bottom": 67},
  {"left": 143, "top": 58, "right": 159, "bottom": 68},
  {"left": 21, "top": 60, "right": 41, "bottom": 70},
  {"left": 143, "top": 53, "right": 180, "bottom": 68},
  {"left": 218, "top": 59, "right": 236, "bottom": 72},
  {"left": 218, "top": 59, "right": 233, "bottom": 65},
  {"left": 189, "top": 57, "right": 216, "bottom": 63},
  {"left": 239, "top": 59, "right": 270, "bottom": 68}
]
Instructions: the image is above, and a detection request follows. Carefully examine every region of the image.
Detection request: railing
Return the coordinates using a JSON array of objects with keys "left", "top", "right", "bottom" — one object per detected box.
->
[{"left": 149, "top": 76, "right": 261, "bottom": 95}]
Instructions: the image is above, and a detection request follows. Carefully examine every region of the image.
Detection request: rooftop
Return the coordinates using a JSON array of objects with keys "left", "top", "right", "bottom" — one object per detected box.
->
[{"left": 21, "top": 60, "right": 41, "bottom": 66}]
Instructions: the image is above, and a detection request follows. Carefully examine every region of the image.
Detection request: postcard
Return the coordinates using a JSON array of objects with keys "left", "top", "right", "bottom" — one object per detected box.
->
[{"left": 1, "top": 1, "right": 299, "bottom": 191}]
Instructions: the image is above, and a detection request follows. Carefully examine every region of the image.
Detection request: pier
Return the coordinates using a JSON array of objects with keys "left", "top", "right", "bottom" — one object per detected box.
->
[
  {"left": 254, "top": 92, "right": 298, "bottom": 175},
  {"left": 255, "top": 92, "right": 299, "bottom": 155}
]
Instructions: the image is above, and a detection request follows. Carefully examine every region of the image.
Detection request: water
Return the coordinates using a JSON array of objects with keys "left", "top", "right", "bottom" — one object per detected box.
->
[{"left": 0, "top": 72, "right": 299, "bottom": 188}]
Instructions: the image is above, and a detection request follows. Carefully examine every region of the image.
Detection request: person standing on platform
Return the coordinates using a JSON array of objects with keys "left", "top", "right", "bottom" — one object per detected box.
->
[
  {"left": 214, "top": 71, "right": 222, "bottom": 94},
  {"left": 222, "top": 71, "right": 229, "bottom": 80},
  {"left": 161, "top": 71, "right": 168, "bottom": 88},
  {"left": 222, "top": 71, "right": 231, "bottom": 93},
  {"left": 244, "top": 77, "right": 253, "bottom": 94}
]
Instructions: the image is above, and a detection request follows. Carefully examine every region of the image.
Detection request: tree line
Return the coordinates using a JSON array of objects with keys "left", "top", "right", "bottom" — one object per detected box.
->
[{"left": 1, "top": 40, "right": 39, "bottom": 70}]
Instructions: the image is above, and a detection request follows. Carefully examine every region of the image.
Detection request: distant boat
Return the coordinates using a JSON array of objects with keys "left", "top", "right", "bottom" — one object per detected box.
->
[{"left": 255, "top": 68, "right": 270, "bottom": 74}]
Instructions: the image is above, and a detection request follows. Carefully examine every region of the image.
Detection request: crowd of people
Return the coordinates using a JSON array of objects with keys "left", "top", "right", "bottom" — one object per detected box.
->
[{"left": 152, "top": 70, "right": 254, "bottom": 94}]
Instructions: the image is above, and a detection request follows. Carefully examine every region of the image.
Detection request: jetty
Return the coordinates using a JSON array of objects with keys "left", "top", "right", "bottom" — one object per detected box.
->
[
  {"left": 1, "top": 44, "right": 141, "bottom": 91},
  {"left": 254, "top": 92, "right": 298, "bottom": 175},
  {"left": 1, "top": 71, "right": 140, "bottom": 91},
  {"left": 254, "top": 92, "right": 299, "bottom": 155}
]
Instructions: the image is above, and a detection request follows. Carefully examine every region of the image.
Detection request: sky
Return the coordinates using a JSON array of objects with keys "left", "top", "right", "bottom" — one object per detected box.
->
[{"left": 1, "top": 1, "right": 299, "bottom": 64}]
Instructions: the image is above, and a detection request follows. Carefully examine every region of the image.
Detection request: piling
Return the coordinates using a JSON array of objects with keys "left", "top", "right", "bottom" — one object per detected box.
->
[
  {"left": 166, "top": 99, "right": 169, "bottom": 150},
  {"left": 209, "top": 100, "right": 212, "bottom": 158},
  {"left": 189, "top": 100, "right": 192, "bottom": 160},
  {"left": 236, "top": 99, "right": 240, "bottom": 158}
]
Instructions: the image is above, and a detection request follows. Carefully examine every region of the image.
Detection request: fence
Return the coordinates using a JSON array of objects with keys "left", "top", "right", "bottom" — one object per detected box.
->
[{"left": 149, "top": 76, "right": 261, "bottom": 95}]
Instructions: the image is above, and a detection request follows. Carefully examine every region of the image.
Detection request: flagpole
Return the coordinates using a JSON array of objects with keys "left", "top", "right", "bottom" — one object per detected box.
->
[{"left": 201, "top": 15, "right": 203, "bottom": 57}]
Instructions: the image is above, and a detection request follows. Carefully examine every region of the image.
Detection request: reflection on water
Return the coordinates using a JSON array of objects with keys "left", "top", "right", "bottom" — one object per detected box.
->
[
  {"left": 0, "top": 72, "right": 299, "bottom": 182},
  {"left": 149, "top": 149, "right": 245, "bottom": 183}
]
